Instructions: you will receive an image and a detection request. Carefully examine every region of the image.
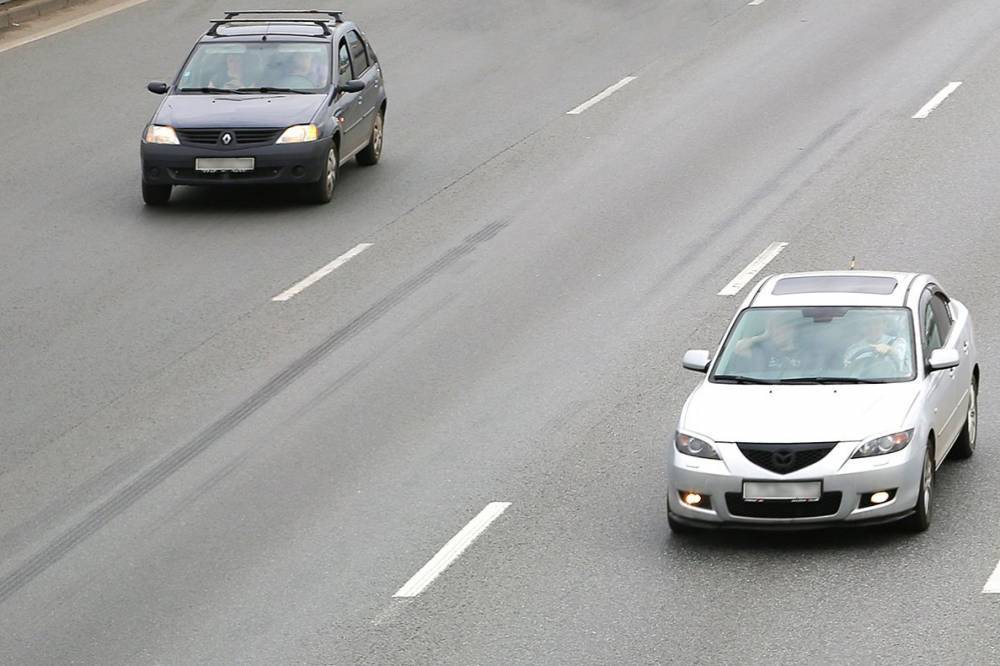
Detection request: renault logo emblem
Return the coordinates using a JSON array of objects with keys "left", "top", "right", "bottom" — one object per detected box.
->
[{"left": 221, "top": 132, "right": 233, "bottom": 145}]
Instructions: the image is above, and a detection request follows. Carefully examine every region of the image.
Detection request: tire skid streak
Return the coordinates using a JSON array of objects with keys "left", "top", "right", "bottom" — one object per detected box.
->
[{"left": 0, "top": 217, "right": 512, "bottom": 605}]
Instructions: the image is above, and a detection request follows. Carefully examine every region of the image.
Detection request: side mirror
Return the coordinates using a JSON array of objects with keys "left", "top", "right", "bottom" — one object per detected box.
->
[
  {"left": 338, "top": 79, "right": 366, "bottom": 94},
  {"left": 147, "top": 81, "right": 169, "bottom": 94},
  {"left": 682, "top": 349, "right": 712, "bottom": 373},
  {"left": 927, "top": 348, "right": 960, "bottom": 372}
]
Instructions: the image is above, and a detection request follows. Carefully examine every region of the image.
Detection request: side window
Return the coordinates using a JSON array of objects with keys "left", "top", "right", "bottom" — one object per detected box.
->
[
  {"left": 363, "top": 35, "right": 378, "bottom": 65},
  {"left": 930, "top": 293, "right": 952, "bottom": 343},
  {"left": 338, "top": 41, "right": 353, "bottom": 82},
  {"left": 922, "top": 299, "right": 942, "bottom": 356},
  {"left": 346, "top": 31, "right": 369, "bottom": 73}
]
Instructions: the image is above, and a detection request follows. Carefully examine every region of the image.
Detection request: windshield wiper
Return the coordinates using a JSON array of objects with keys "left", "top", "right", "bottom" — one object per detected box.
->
[
  {"left": 774, "top": 376, "right": 886, "bottom": 385},
  {"left": 712, "top": 374, "right": 775, "bottom": 385},
  {"left": 236, "top": 87, "right": 311, "bottom": 94},
  {"left": 179, "top": 87, "right": 241, "bottom": 94}
]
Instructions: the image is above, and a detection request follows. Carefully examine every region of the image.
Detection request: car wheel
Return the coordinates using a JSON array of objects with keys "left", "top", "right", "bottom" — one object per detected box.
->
[
  {"left": 142, "top": 182, "right": 171, "bottom": 206},
  {"left": 305, "top": 144, "right": 338, "bottom": 204},
  {"left": 356, "top": 110, "right": 384, "bottom": 167},
  {"left": 903, "top": 445, "right": 934, "bottom": 532},
  {"left": 950, "top": 380, "right": 977, "bottom": 460},
  {"left": 667, "top": 510, "right": 696, "bottom": 535}
]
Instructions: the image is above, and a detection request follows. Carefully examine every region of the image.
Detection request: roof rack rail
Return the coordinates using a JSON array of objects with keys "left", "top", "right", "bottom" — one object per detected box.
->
[
  {"left": 208, "top": 11, "right": 344, "bottom": 37},
  {"left": 222, "top": 9, "right": 343, "bottom": 21}
]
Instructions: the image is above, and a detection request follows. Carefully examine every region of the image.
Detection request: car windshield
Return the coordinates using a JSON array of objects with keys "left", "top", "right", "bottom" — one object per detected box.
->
[
  {"left": 177, "top": 42, "right": 331, "bottom": 92},
  {"left": 711, "top": 306, "right": 916, "bottom": 384}
]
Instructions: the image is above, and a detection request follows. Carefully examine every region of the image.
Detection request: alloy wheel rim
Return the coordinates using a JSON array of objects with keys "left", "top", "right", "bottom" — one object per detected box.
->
[
  {"left": 373, "top": 115, "right": 383, "bottom": 157},
  {"left": 923, "top": 452, "right": 933, "bottom": 515},
  {"left": 968, "top": 385, "right": 977, "bottom": 447},
  {"left": 325, "top": 151, "right": 335, "bottom": 194}
]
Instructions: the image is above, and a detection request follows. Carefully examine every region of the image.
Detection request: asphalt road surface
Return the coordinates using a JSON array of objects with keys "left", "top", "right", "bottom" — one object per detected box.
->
[{"left": 2, "top": 0, "right": 999, "bottom": 663}]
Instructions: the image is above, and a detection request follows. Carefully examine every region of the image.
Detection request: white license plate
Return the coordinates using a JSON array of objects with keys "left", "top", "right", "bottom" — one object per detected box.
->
[
  {"left": 743, "top": 481, "right": 822, "bottom": 502},
  {"left": 195, "top": 157, "right": 255, "bottom": 172}
]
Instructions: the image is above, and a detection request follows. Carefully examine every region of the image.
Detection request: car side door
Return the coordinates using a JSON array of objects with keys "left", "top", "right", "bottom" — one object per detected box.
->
[
  {"left": 345, "top": 30, "right": 379, "bottom": 142},
  {"left": 919, "top": 288, "right": 956, "bottom": 463},
  {"left": 333, "top": 38, "right": 366, "bottom": 159},
  {"left": 931, "top": 289, "right": 971, "bottom": 447}
]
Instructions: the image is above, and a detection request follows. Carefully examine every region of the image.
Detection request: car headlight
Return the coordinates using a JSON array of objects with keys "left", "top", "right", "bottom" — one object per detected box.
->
[
  {"left": 276, "top": 124, "right": 319, "bottom": 144},
  {"left": 144, "top": 125, "right": 179, "bottom": 145},
  {"left": 853, "top": 429, "right": 913, "bottom": 458},
  {"left": 675, "top": 432, "right": 720, "bottom": 460}
]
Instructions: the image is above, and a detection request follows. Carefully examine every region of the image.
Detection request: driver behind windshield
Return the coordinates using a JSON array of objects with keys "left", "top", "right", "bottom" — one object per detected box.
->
[
  {"left": 843, "top": 315, "right": 910, "bottom": 374},
  {"left": 280, "top": 51, "right": 326, "bottom": 88}
]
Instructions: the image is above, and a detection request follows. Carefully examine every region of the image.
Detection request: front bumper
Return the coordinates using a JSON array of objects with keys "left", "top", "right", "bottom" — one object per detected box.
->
[
  {"left": 140, "top": 137, "right": 331, "bottom": 186},
  {"left": 666, "top": 440, "right": 924, "bottom": 529}
]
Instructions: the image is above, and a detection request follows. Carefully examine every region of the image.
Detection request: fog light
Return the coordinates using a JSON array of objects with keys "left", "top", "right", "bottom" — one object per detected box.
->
[
  {"left": 860, "top": 489, "right": 897, "bottom": 508},
  {"left": 679, "top": 491, "right": 710, "bottom": 509},
  {"left": 148, "top": 167, "right": 160, "bottom": 178},
  {"left": 292, "top": 165, "right": 305, "bottom": 177}
]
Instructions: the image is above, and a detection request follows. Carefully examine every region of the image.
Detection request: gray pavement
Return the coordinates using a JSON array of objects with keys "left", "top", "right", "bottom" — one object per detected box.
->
[{"left": 1, "top": 0, "right": 999, "bottom": 663}]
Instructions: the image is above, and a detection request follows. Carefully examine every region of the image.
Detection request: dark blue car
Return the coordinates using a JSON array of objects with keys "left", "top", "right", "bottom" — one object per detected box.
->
[{"left": 141, "top": 10, "right": 387, "bottom": 205}]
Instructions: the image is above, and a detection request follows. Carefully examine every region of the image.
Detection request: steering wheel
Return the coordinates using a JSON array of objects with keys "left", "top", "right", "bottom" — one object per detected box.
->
[{"left": 846, "top": 345, "right": 901, "bottom": 376}]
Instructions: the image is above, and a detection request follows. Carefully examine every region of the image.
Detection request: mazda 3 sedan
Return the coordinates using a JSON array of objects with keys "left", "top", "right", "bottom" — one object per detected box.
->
[
  {"left": 668, "top": 271, "right": 978, "bottom": 533},
  {"left": 141, "top": 10, "right": 386, "bottom": 205}
]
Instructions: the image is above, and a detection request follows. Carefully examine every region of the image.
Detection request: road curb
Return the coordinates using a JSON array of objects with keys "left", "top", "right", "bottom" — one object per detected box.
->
[{"left": 0, "top": 0, "right": 95, "bottom": 32}]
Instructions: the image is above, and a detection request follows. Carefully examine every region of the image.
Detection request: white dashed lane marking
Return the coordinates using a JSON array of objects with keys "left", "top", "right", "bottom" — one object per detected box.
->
[
  {"left": 272, "top": 243, "right": 372, "bottom": 302},
  {"left": 912, "top": 82, "right": 962, "bottom": 119},
  {"left": 393, "top": 502, "right": 511, "bottom": 598},
  {"left": 717, "top": 242, "right": 789, "bottom": 296},
  {"left": 983, "top": 559, "right": 1000, "bottom": 594},
  {"left": 567, "top": 76, "right": 637, "bottom": 115}
]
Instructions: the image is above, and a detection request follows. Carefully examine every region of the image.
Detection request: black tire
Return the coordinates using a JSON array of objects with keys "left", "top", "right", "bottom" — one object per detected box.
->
[
  {"left": 903, "top": 445, "right": 934, "bottom": 533},
  {"left": 950, "top": 380, "right": 978, "bottom": 460},
  {"left": 142, "top": 182, "right": 171, "bottom": 206},
  {"left": 356, "top": 109, "right": 384, "bottom": 167},
  {"left": 668, "top": 511, "right": 696, "bottom": 535},
  {"left": 304, "top": 144, "right": 338, "bottom": 204}
]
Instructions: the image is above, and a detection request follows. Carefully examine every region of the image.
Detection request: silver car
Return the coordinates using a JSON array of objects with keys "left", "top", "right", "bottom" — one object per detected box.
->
[{"left": 668, "top": 271, "right": 978, "bottom": 533}]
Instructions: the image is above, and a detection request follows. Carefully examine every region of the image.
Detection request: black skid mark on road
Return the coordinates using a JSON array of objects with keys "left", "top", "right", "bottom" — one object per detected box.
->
[{"left": 0, "top": 216, "right": 513, "bottom": 605}]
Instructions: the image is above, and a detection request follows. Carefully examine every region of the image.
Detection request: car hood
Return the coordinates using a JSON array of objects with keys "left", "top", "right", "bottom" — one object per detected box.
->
[
  {"left": 155, "top": 93, "right": 325, "bottom": 128},
  {"left": 681, "top": 381, "right": 921, "bottom": 443}
]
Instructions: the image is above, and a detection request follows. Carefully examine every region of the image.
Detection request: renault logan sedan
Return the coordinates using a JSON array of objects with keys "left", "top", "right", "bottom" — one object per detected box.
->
[
  {"left": 668, "top": 271, "right": 978, "bottom": 533},
  {"left": 141, "top": 10, "right": 386, "bottom": 205}
]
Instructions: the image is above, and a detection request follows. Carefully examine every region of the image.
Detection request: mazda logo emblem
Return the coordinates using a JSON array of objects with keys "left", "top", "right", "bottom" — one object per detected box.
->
[
  {"left": 771, "top": 450, "right": 795, "bottom": 469},
  {"left": 221, "top": 132, "right": 233, "bottom": 145}
]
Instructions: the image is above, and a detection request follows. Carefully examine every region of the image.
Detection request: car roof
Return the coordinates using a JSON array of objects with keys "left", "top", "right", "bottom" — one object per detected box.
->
[
  {"left": 206, "top": 23, "right": 333, "bottom": 39},
  {"left": 748, "top": 271, "right": 922, "bottom": 308},
  {"left": 200, "top": 12, "right": 359, "bottom": 42}
]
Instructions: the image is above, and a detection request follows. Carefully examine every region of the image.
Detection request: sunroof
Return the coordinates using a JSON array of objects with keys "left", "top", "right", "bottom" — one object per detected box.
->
[{"left": 772, "top": 275, "right": 898, "bottom": 296}]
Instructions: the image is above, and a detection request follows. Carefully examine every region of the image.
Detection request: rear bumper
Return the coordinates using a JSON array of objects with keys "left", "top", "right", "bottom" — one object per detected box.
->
[{"left": 140, "top": 138, "right": 330, "bottom": 186}]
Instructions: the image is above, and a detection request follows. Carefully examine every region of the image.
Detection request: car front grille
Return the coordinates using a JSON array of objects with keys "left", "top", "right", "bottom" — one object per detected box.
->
[
  {"left": 175, "top": 128, "right": 282, "bottom": 146},
  {"left": 176, "top": 129, "right": 222, "bottom": 144},
  {"left": 234, "top": 129, "right": 282, "bottom": 144},
  {"left": 737, "top": 442, "right": 838, "bottom": 474},
  {"left": 725, "top": 492, "right": 842, "bottom": 519}
]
